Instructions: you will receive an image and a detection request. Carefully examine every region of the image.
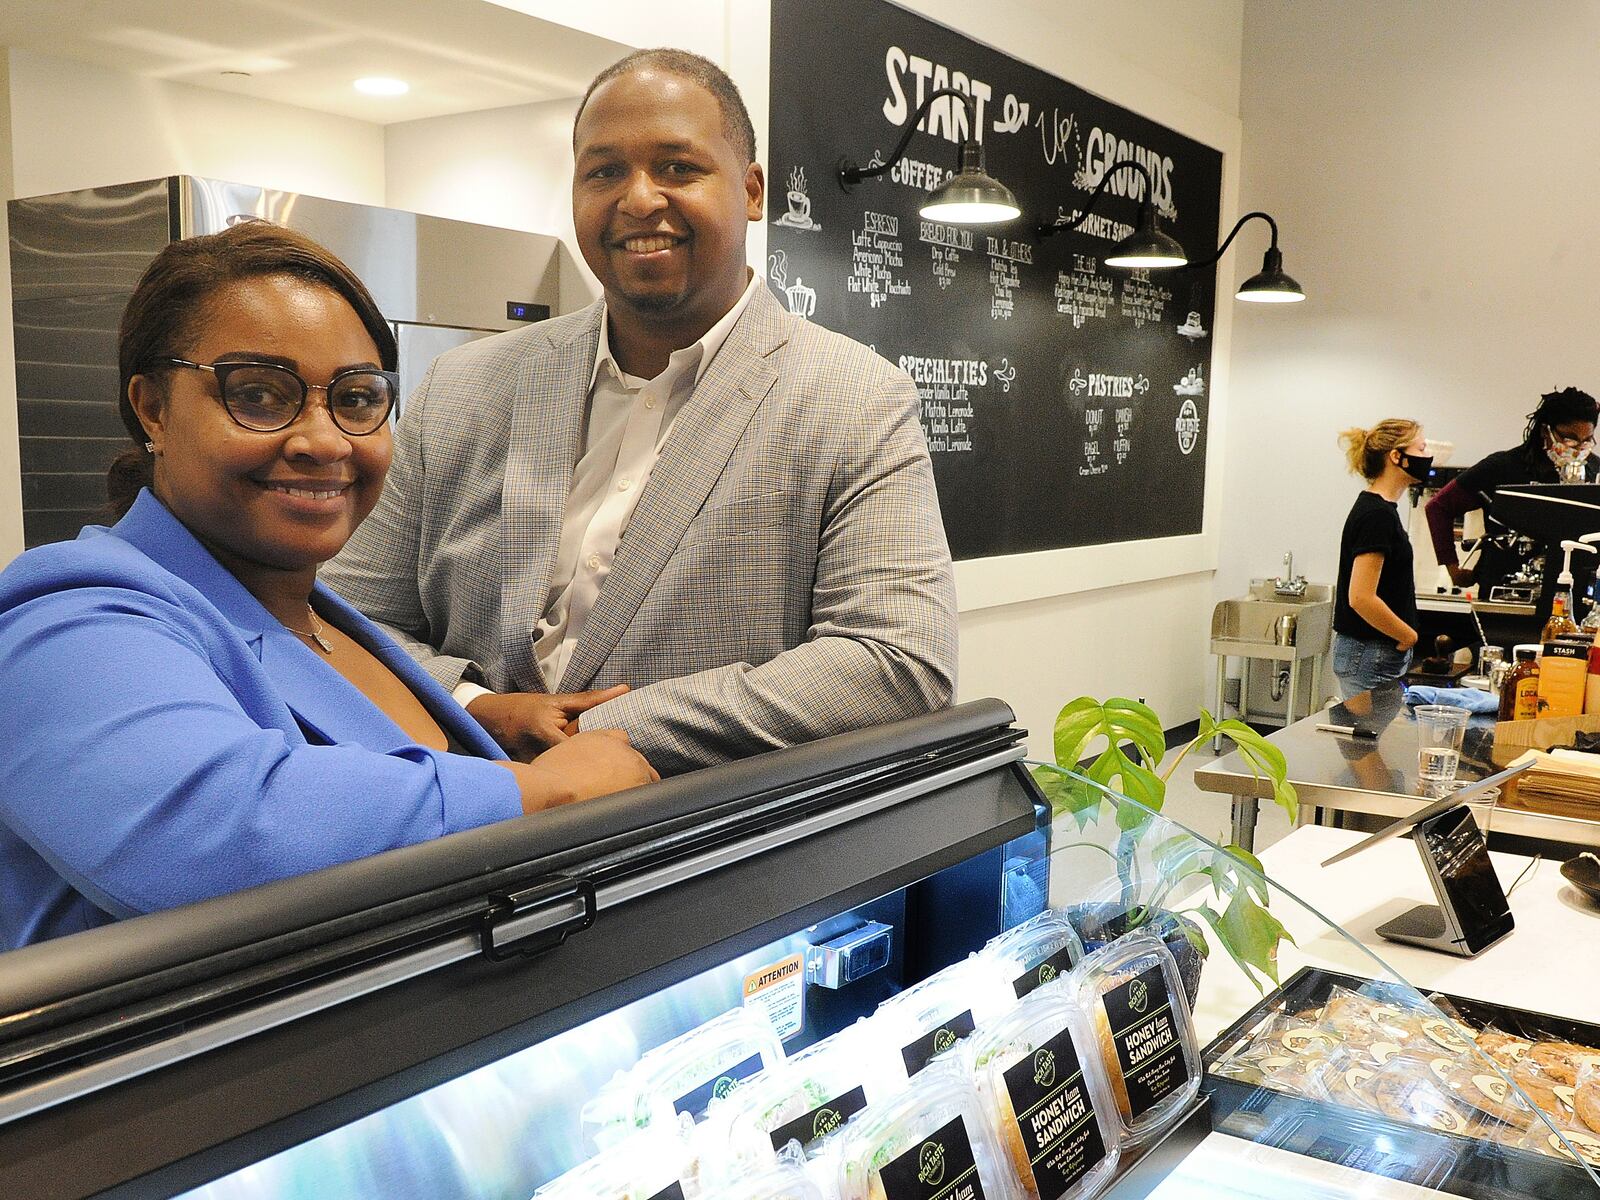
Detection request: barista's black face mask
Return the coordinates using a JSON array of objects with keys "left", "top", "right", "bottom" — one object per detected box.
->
[{"left": 1400, "top": 452, "right": 1434, "bottom": 482}]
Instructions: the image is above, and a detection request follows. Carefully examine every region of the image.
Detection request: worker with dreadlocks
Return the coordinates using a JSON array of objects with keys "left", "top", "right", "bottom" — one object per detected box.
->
[{"left": 1425, "top": 388, "right": 1599, "bottom": 590}]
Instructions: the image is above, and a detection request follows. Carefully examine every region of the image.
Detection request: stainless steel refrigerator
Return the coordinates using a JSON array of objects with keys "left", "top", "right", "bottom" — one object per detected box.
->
[{"left": 8, "top": 176, "right": 566, "bottom": 547}]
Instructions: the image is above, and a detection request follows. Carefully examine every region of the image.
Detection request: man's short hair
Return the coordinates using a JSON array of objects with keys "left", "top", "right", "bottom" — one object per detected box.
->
[{"left": 574, "top": 48, "right": 758, "bottom": 165}]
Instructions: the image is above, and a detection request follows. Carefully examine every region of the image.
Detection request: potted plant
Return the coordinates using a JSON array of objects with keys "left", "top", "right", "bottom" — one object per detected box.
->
[{"left": 1028, "top": 697, "right": 1300, "bottom": 998}]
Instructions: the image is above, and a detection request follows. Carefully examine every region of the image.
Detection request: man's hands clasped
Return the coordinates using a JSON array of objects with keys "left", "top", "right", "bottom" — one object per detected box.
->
[
  {"left": 476, "top": 685, "right": 660, "bottom": 813},
  {"left": 468, "top": 685, "right": 631, "bottom": 758}
]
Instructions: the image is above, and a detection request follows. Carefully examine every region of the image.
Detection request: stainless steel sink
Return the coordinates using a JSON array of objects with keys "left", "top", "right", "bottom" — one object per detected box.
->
[
  {"left": 1209, "top": 585, "right": 1334, "bottom": 661},
  {"left": 1247, "top": 580, "right": 1334, "bottom": 605}
]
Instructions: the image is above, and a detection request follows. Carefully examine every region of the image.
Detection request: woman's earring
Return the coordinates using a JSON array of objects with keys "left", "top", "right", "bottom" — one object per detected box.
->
[{"left": 144, "top": 441, "right": 158, "bottom": 455}]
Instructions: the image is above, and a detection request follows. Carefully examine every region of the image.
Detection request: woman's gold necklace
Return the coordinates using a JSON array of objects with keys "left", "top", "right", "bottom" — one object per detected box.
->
[{"left": 283, "top": 606, "right": 334, "bottom": 654}]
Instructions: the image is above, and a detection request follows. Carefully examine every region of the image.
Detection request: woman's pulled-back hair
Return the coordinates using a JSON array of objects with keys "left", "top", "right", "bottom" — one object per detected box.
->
[
  {"left": 1338, "top": 419, "right": 1422, "bottom": 481},
  {"left": 107, "top": 220, "right": 396, "bottom": 518},
  {"left": 1522, "top": 386, "right": 1599, "bottom": 447}
]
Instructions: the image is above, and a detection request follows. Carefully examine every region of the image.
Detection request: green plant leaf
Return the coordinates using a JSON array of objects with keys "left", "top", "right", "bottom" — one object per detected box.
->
[
  {"left": 1222, "top": 844, "right": 1271, "bottom": 907},
  {"left": 1170, "top": 911, "right": 1212, "bottom": 961},
  {"left": 1051, "top": 697, "right": 1168, "bottom": 822},
  {"left": 1200, "top": 887, "right": 1294, "bottom": 989},
  {"left": 1028, "top": 763, "right": 1107, "bottom": 831},
  {"left": 1199, "top": 710, "right": 1299, "bottom": 822}
]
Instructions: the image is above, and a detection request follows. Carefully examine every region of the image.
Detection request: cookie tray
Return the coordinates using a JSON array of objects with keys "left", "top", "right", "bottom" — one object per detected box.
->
[{"left": 1201, "top": 966, "right": 1598, "bottom": 1200}]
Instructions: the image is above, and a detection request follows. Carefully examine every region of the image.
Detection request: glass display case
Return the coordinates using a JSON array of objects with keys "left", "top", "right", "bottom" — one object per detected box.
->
[{"left": 0, "top": 699, "right": 1595, "bottom": 1200}]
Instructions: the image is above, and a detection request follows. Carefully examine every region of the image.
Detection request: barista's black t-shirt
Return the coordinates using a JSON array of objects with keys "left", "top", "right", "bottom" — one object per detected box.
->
[
  {"left": 1334, "top": 490, "right": 1417, "bottom": 640},
  {"left": 1459, "top": 443, "right": 1599, "bottom": 509}
]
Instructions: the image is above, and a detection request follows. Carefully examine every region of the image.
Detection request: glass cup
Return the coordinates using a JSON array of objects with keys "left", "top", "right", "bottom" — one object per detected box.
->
[{"left": 1415, "top": 704, "right": 1470, "bottom": 785}]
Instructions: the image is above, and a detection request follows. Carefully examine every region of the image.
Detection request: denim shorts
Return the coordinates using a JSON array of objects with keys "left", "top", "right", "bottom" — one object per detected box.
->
[{"left": 1332, "top": 631, "right": 1412, "bottom": 698}]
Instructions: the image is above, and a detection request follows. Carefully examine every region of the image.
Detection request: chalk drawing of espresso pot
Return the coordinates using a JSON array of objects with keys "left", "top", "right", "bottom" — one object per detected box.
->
[{"left": 785, "top": 277, "right": 817, "bottom": 320}]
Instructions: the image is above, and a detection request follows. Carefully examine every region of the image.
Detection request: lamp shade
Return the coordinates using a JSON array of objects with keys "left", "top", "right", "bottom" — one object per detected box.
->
[
  {"left": 1236, "top": 245, "right": 1305, "bottom": 303},
  {"left": 919, "top": 141, "right": 1021, "bottom": 225},
  {"left": 1103, "top": 204, "right": 1187, "bottom": 268}
]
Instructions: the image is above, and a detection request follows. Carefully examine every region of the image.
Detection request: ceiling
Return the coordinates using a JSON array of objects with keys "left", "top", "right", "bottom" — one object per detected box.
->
[{"left": 0, "top": 0, "right": 633, "bottom": 124}]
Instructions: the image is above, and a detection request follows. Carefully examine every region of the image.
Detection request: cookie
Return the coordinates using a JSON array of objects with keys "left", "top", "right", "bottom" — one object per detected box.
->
[
  {"left": 1528, "top": 1041, "right": 1600, "bottom": 1086},
  {"left": 1323, "top": 1065, "right": 1382, "bottom": 1113},
  {"left": 1371, "top": 1065, "right": 1472, "bottom": 1136},
  {"left": 1575, "top": 1076, "right": 1600, "bottom": 1135},
  {"left": 1509, "top": 1064, "right": 1575, "bottom": 1121},
  {"left": 1476, "top": 1031, "right": 1532, "bottom": 1067},
  {"left": 1547, "top": 1128, "right": 1600, "bottom": 1168},
  {"left": 1420, "top": 1017, "right": 1475, "bottom": 1056},
  {"left": 1367, "top": 1041, "right": 1406, "bottom": 1066},
  {"left": 1442, "top": 1066, "right": 1534, "bottom": 1129},
  {"left": 1279, "top": 1027, "right": 1340, "bottom": 1057}
]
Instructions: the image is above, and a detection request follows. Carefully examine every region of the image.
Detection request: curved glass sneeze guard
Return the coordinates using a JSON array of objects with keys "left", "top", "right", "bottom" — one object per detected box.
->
[
  {"left": 179, "top": 767, "right": 1600, "bottom": 1200},
  {"left": 1031, "top": 762, "right": 1600, "bottom": 1199}
]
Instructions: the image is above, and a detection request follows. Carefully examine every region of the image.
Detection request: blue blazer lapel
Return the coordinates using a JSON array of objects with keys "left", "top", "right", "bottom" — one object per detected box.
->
[
  {"left": 113, "top": 491, "right": 502, "bottom": 758},
  {"left": 312, "top": 585, "right": 506, "bottom": 759}
]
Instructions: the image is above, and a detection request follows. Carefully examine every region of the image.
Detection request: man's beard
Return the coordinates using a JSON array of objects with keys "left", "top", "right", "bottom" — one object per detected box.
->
[{"left": 621, "top": 288, "right": 685, "bottom": 314}]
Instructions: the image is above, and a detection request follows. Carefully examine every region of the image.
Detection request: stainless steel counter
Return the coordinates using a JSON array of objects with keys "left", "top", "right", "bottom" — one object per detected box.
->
[{"left": 1193, "top": 682, "right": 1600, "bottom": 852}]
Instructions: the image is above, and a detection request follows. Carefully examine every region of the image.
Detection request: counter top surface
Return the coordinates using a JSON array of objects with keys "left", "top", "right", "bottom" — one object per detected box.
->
[
  {"left": 1193, "top": 824, "right": 1600, "bottom": 1044},
  {"left": 1195, "top": 682, "right": 1498, "bottom": 802},
  {"left": 1192, "top": 684, "right": 1600, "bottom": 847}
]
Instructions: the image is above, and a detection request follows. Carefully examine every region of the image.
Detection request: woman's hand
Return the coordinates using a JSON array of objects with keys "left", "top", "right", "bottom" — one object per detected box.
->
[
  {"left": 499, "top": 729, "right": 659, "bottom": 813},
  {"left": 1395, "top": 626, "right": 1419, "bottom": 653},
  {"left": 468, "top": 686, "right": 630, "bottom": 760}
]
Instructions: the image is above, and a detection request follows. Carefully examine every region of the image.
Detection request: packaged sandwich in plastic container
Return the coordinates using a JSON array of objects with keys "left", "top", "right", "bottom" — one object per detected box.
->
[
  {"left": 875, "top": 959, "right": 1010, "bottom": 1084},
  {"left": 979, "top": 911, "right": 1085, "bottom": 1005},
  {"left": 1071, "top": 933, "right": 1201, "bottom": 1144},
  {"left": 583, "top": 1008, "right": 787, "bottom": 1149},
  {"left": 833, "top": 1061, "right": 1021, "bottom": 1200},
  {"left": 705, "top": 1021, "right": 891, "bottom": 1182},
  {"left": 534, "top": 1122, "right": 698, "bottom": 1200},
  {"left": 959, "top": 986, "right": 1120, "bottom": 1200}
]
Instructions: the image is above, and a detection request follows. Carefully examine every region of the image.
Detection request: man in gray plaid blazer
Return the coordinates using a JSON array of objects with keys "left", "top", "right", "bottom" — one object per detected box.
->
[{"left": 325, "top": 49, "right": 956, "bottom": 775}]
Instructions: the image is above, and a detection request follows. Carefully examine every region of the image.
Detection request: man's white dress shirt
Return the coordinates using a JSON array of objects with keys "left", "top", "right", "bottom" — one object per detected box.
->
[{"left": 454, "top": 271, "right": 760, "bottom": 709}]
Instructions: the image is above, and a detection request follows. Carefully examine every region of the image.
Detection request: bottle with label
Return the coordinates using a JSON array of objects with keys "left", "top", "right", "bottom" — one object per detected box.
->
[
  {"left": 1581, "top": 581, "right": 1600, "bottom": 643},
  {"left": 1543, "top": 539, "right": 1596, "bottom": 642},
  {"left": 1497, "top": 648, "right": 1541, "bottom": 721},
  {"left": 1538, "top": 640, "right": 1589, "bottom": 718},
  {"left": 1542, "top": 591, "right": 1580, "bottom": 643}
]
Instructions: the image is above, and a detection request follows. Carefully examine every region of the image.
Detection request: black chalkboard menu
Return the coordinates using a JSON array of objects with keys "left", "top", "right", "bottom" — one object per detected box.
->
[{"left": 767, "top": 0, "right": 1224, "bottom": 560}]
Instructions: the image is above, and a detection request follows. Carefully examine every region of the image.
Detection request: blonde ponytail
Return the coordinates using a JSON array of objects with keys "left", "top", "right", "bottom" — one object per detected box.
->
[{"left": 1339, "top": 419, "right": 1422, "bottom": 481}]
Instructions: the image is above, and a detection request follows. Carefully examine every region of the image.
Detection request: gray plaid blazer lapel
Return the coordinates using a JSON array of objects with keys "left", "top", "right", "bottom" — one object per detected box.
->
[
  {"left": 502, "top": 304, "right": 601, "bottom": 692},
  {"left": 558, "top": 286, "right": 789, "bottom": 692}
]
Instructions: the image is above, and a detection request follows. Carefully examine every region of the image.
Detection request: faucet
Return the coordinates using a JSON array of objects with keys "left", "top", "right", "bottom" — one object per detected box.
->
[{"left": 1274, "top": 550, "right": 1308, "bottom": 597}]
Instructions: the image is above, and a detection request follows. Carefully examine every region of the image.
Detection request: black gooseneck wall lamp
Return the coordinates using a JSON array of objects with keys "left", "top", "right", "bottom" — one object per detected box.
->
[
  {"left": 1189, "top": 210, "right": 1305, "bottom": 303},
  {"left": 837, "top": 86, "right": 1021, "bottom": 225},
  {"left": 1036, "top": 160, "right": 1187, "bottom": 268}
]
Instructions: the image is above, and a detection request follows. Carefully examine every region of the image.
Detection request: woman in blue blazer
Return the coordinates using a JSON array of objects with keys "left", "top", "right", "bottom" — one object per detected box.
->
[{"left": 0, "top": 223, "right": 655, "bottom": 948}]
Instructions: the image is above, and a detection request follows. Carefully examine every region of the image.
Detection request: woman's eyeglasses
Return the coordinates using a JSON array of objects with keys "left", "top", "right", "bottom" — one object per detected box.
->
[{"left": 154, "top": 358, "right": 398, "bottom": 435}]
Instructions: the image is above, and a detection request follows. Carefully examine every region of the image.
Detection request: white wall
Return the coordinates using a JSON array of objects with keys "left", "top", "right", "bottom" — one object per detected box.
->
[
  {"left": 384, "top": 97, "right": 597, "bottom": 315},
  {"left": 1222, "top": 0, "right": 1600, "bottom": 596},
  {"left": 7, "top": 49, "right": 384, "bottom": 203}
]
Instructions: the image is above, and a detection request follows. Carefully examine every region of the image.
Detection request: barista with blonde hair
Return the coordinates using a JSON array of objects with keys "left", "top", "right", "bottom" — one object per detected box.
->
[{"left": 1332, "top": 420, "right": 1432, "bottom": 696}]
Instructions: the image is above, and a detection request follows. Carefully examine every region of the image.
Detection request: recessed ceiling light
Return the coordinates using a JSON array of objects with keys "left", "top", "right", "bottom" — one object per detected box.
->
[{"left": 353, "top": 77, "right": 409, "bottom": 97}]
